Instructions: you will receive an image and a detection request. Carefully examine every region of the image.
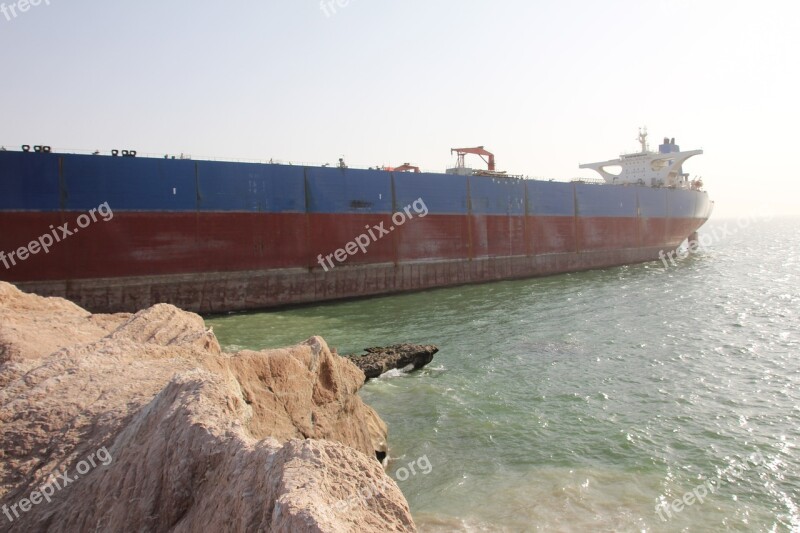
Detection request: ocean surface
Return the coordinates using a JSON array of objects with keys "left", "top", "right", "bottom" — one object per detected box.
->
[{"left": 207, "top": 216, "right": 799, "bottom": 532}]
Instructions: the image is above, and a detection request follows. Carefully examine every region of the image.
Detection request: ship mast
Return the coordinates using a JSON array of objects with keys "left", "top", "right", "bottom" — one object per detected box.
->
[{"left": 637, "top": 127, "right": 649, "bottom": 153}]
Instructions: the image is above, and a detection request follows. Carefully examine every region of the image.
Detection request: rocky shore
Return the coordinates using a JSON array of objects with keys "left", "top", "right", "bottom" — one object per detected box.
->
[{"left": 0, "top": 282, "right": 416, "bottom": 532}]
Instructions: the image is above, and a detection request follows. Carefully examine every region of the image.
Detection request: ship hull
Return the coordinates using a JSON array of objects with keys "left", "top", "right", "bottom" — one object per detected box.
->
[{"left": 0, "top": 152, "right": 712, "bottom": 313}]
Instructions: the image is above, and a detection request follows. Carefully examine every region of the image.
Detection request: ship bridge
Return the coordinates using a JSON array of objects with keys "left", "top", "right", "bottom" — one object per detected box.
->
[{"left": 579, "top": 129, "right": 703, "bottom": 189}]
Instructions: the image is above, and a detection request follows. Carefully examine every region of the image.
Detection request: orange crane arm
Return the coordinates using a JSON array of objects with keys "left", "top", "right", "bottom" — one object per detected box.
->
[
  {"left": 393, "top": 163, "right": 420, "bottom": 173},
  {"left": 451, "top": 146, "right": 496, "bottom": 171}
]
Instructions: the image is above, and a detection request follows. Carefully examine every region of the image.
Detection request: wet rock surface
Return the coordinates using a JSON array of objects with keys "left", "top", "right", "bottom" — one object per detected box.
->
[{"left": 344, "top": 344, "right": 439, "bottom": 381}]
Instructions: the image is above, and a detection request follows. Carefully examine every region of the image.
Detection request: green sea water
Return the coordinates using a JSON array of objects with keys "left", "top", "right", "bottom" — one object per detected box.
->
[{"left": 207, "top": 216, "right": 800, "bottom": 532}]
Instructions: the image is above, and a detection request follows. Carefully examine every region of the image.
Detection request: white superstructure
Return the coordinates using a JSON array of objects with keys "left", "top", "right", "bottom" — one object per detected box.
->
[{"left": 579, "top": 129, "right": 703, "bottom": 189}]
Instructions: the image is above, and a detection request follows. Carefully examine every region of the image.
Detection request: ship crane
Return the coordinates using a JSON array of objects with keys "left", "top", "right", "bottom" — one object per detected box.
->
[
  {"left": 451, "top": 146, "right": 496, "bottom": 171},
  {"left": 393, "top": 163, "right": 420, "bottom": 173}
]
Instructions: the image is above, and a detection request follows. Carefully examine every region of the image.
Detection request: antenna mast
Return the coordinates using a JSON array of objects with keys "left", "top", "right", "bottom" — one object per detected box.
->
[{"left": 638, "top": 127, "right": 649, "bottom": 153}]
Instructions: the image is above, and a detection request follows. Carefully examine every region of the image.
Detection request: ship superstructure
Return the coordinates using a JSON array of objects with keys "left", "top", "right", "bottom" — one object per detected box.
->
[{"left": 579, "top": 129, "right": 703, "bottom": 189}]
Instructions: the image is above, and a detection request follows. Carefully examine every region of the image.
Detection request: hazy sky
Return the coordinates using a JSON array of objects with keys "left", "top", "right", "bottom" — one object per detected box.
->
[{"left": 2, "top": 0, "right": 798, "bottom": 218}]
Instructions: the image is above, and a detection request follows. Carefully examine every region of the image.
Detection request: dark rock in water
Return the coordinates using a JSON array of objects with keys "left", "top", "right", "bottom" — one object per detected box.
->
[{"left": 345, "top": 344, "right": 438, "bottom": 380}]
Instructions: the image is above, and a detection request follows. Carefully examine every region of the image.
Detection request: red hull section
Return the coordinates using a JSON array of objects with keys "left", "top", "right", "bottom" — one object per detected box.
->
[
  {"left": 577, "top": 217, "right": 639, "bottom": 251},
  {"left": 1, "top": 211, "right": 707, "bottom": 313},
  {"left": 470, "top": 215, "right": 528, "bottom": 258}
]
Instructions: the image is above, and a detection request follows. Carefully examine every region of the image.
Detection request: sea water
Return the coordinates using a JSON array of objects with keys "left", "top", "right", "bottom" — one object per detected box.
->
[{"left": 207, "top": 216, "right": 799, "bottom": 532}]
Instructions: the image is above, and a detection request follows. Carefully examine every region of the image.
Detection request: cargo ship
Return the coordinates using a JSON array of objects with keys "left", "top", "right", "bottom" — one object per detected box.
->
[{"left": 0, "top": 130, "right": 712, "bottom": 314}]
